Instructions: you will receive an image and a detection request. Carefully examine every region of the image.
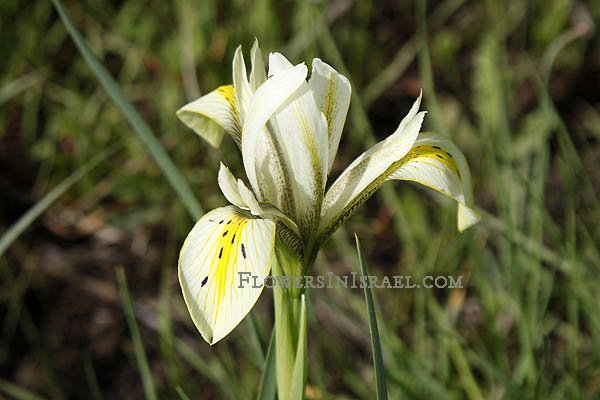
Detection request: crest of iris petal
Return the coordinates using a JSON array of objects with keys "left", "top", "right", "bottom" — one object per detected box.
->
[{"left": 176, "top": 39, "right": 480, "bottom": 344}]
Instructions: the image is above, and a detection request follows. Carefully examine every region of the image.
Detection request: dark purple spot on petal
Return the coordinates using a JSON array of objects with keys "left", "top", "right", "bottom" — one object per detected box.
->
[
  {"left": 219, "top": 248, "right": 223, "bottom": 258},
  {"left": 241, "top": 244, "right": 247, "bottom": 259},
  {"left": 201, "top": 277, "right": 208, "bottom": 287},
  {"left": 231, "top": 234, "right": 236, "bottom": 243},
  {"left": 222, "top": 230, "right": 228, "bottom": 237}
]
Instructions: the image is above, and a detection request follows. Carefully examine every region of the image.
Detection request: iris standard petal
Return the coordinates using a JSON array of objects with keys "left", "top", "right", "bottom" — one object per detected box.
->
[
  {"left": 233, "top": 46, "right": 253, "bottom": 124},
  {"left": 241, "top": 63, "right": 307, "bottom": 214},
  {"left": 179, "top": 206, "right": 276, "bottom": 345},
  {"left": 256, "top": 52, "right": 329, "bottom": 237},
  {"left": 267, "top": 51, "right": 294, "bottom": 76},
  {"left": 250, "top": 39, "right": 267, "bottom": 92},
  {"left": 176, "top": 85, "right": 241, "bottom": 147},
  {"left": 308, "top": 58, "right": 351, "bottom": 174}
]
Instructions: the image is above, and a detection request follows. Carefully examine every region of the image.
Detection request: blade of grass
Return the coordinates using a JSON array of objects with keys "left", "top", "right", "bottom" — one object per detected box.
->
[
  {"left": 526, "top": 55, "right": 599, "bottom": 211},
  {"left": 51, "top": 0, "right": 203, "bottom": 220},
  {"left": 172, "top": 337, "right": 238, "bottom": 399},
  {"left": 363, "top": 0, "right": 465, "bottom": 107},
  {"left": 256, "top": 330, "right": 277, "bottom": 400},
  {"left": 416, "top": 0, "right": 446, "bottom": 135},
  {"left": 0, "top": 379, "right": 46, "bottom": 400},
  {"left": 83, "top": 353, "right": 104, "bottom": 400},
  {"left": 177, "top": 0, "right": 201, "bottom": 101},
  {"left": 476, "top": 207, "right": 578, "bottom": 274},
  {"left": 158, "top": 232, "right": 183, "bottom": 390},
  {"left": 247, "top": 311, "right": 266, "bottom": 361},
  {"left": 116, "top": 267, "right": 158, "bottom": 400},
  {"left": 355, "top": 234, "right": 388, "bottom": 400},
  {"left": 0, "top": 71, "right": 43, "bottom": 105},
  {"left": 176, "top": 387, "right": 191, "bottom": 400},
  {"left": 426, "top": 297, "right": 484, "bottom": 400},
  {"left": 0, "top": 142, "right": 122, "bottom": 258}
]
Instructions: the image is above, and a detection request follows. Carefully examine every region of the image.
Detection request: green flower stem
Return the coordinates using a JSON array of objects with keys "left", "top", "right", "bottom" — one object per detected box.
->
[{"left": 273, "top": 249, "right": 307, "bottom": 400}]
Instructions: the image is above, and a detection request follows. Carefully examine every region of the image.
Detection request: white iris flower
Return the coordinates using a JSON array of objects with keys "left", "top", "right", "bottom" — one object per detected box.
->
[{"left": 176, "top": 39, "right": 480, "bottom": 345}]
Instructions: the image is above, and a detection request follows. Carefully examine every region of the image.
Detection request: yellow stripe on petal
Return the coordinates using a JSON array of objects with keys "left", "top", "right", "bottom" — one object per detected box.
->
[
  {"left": 179, "top": 206, "right": 275, "bottom": 345},
  {"left": 399, "top": 144, "right": 461, "bottom": 178},
  {"left": 318, "top": 108, "right": 479, "bottom": 239},
  {"left": 176, "top": 85, "right": 242, "bottom": 147},
  {"left": 216, "top": 85, "right": 237, "bottom": 111},
  {"left": 387, "top": 132, "right": 480, "bottom": 231}
]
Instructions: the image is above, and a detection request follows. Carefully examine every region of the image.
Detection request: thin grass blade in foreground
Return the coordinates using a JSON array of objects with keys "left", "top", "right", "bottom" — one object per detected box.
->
[
  {"left": 0, "top": 379, "right": 46, "bottom": 400},
  {"left": 0, "top": 142, "right": 121, "bottom": 258},
  {"left": 355, "top": 234, "right": 388, "bottom": 400},
  {"left": 176, "top": 387, "right": 191, "bottom": 400},
  {"left": 117, "top": 267, "right": 158, "bottom": 400},
  {"left": 256, "top": 331, "right": 277, "bottom": 400},
  {"left": 248, "top": 311, "right": 267, "bottom": 361},
  {"left": 51, "top": 0, "right": 203, "bottom": 220}
]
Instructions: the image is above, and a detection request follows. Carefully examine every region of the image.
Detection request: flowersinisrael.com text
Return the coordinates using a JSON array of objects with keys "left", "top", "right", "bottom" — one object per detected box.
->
[{"left": 237, "top": 272, "right": 463, "bottom": 289}]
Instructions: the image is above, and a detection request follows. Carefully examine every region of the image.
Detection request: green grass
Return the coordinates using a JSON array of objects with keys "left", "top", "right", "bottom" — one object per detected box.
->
[
  {"left": 1, "top": 0, "right": 599, "bottom": 398},
  {"left": 356, "top": 234, "right": 388, "bottom": 399}
]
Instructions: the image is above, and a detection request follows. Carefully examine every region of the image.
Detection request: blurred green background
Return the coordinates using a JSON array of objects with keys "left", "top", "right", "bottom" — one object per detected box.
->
[{"left": 1, "top": 0, "right": 599, "bottom": 398}]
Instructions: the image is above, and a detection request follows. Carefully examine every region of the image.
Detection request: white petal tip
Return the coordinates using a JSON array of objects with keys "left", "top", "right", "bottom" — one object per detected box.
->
[
  {"left": 311, "top": 58, "right": 349, "bottom": 85},
  {"left": 217, "top": 161, "right": 229, "bottom": 174},
  {"left": 251, "top": 40, "right": 261, "bottom": 57},
  {"left": 415, "top": 89, "right": 423, "bottom": 105},
  {"left": 311, "top": 57, "right": 331, "bottom": 73},
  {"left": 458, "top": 204, "right": 481, "bottom": 232},
  {"left": 268, "top": 52, "right": 295, "bottom": 76}
]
